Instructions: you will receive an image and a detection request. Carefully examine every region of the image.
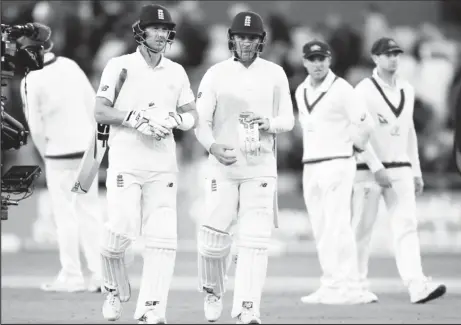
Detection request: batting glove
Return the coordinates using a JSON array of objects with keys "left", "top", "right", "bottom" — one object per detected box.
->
[
  {"left": 164, "top": 112, "right": 183, "bottom": 129},
  {"left": 122, "top": 110, "right": 170, "bottom": 140}
]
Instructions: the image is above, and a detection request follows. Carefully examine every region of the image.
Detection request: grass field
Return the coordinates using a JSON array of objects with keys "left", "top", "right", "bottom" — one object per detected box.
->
[
  {"left": 2, "top": 184, "right": 460, "bottom": 324},
  {"left": 2, "top": 251, "right": 460, "bottom": 324}
]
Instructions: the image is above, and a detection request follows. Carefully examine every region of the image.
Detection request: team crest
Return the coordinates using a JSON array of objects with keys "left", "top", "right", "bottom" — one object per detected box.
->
[
  {"left": 388, "top": 40, "right": 397, "bottom": 47},
  {"left": 158, "top": 9, "right": 164, "bottom": 20},
  {"left": 310, "top": 45, "right": 321, "bottom": 51},
  {"left": 211, "top": 179, "right": 217, "bottom": 192},
  {"left": 244, "top": 16, "right": 251, "bottom": 26},
  {"left": 116, "top": 174, "right": 124, "bottom": 187}
]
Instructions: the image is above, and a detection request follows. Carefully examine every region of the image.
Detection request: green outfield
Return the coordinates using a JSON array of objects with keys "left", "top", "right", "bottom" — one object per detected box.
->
[{"left": 2, "top": 252, "right": 460, "bottom": 324}]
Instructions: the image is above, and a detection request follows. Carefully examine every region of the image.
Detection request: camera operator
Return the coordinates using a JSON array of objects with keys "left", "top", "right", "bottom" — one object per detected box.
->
[{"left": 18, "top": 35, "right": 103, "bottom": 293}]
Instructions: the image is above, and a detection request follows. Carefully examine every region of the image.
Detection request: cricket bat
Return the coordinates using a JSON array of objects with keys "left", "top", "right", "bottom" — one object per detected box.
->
[
  {"left": 455, "top": 95, "right": 461, "bottom": 176},
  {"left": 71, "top": 68, "right": 127, "bottom": 193},
  {"left": 272, "top": 86, "right": 280, "bottom": 228}
]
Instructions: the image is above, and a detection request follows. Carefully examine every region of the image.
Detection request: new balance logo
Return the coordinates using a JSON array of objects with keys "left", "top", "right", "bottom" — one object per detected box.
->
[
  {"left": 167, "top": 182, "right": 174, "bottom": 188},
  {"left": 149, "top": 102, "right": 155, "bottom": 107},
  {"left": 260, "top": 182, "right": 267, "bottom": 187},
  {"left": 244, "top": 16, "right": 251, "bottom": 26},
  {"left": 158, "top": 9, "right": 164, "bottom": 20},
  {"left": 377, "top": 113, "right": 388, "bottom": 124}
]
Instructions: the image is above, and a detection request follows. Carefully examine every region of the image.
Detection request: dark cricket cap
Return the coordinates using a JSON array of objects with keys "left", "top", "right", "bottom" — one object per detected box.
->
[
  {"left": 303, "top": 40, "right": 332, "bottom": 59},
  {"left": 371, "top": 37, "right": 403, "bottom": 55}
]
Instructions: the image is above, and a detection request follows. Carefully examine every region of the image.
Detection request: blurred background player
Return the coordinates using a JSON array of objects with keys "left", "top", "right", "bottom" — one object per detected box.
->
[
  {"left": 294, "top": 40, "right": 375, "bottom": 305},
  {"left": 93, "top": 4, "right": 197, "bottom": 324},
  {"left": 194, "top": 11, "right": 294, "bottom": 324},
  {"left": 19, "top": 35, "right": 103, "bottom": 293},
  {"left": 352, "top": 37, "right": 447, "bottom": 304}
]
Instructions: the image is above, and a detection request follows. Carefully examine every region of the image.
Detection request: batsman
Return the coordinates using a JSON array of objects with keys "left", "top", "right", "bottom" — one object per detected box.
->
[
  {"left": 93, "top": 4, "right": 197, "bottom": 324},
  {"left": 194, "top": 11, "right": 294, "bottom": 324}
]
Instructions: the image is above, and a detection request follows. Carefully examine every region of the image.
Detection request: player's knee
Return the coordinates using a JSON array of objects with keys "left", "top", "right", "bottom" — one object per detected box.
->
[
  {"left": 239, "top": 209, "right": 272, "bottom": 250},
  {"left": 198, "top": 225, "right": 232, "bottom": 258},
  {"left": 143, "top": 207, "right": 177, "bottom": 240},
  {"left": 100, "top": 227, "right": 132, "bottom": 258}
]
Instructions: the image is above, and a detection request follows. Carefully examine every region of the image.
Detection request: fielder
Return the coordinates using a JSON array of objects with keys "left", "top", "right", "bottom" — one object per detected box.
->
[
  {"left": 294, "top": 40, "right": 375, "bottom": 305},
  {"left": 19, "top": 37, "right": 103, "bottom": 293},
  {"left": 194, "top": 11, "right": 294, "bottom": 324},
  {"left": 352, "top": 37, "right": 446, "bottom": 304},
  {"left": 93, "top": 4, "right": 197, "bottom": 324}
]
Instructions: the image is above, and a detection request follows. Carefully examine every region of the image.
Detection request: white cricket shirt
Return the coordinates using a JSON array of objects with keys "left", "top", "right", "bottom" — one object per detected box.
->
[
  {"left": 355, "top": 69, "right": 422, "bottom": 176},
  {"left": 96, "top": 48, "right": 195, "bottom": 172},
  {"left": 194, "top": 57, "right": 294, "bottom": 179},
  {"left": 20, "top": 53, "right": 95, "bottom": 158},
  {"left": 295, "top": 70, "right": 373, "bottom": 163}
]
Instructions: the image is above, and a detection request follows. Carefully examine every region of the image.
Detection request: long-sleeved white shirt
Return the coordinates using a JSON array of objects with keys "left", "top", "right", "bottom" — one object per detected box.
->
[
  {"left": 295, "top": 70, "right": 374, "bottom": 163},
  {"left": 96, "top": 48, "right": 195, "bottom": 172},
  {"left": 355, "top": 69, "right": 422, "bottom": 177},
  {"left": 194, "top": 57, "right": 294, "bottom": 179},
  {"left": 20, "top": 53, "right": 96, "bottom": 158}
]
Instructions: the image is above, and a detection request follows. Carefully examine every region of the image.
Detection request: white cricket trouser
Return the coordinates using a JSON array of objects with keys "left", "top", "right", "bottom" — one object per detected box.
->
[
  {"left": 302, "top": 157, "right": 360, "bottom": 289},
  {"left": 200, "top": 173, "right": 276, "bottom": 319},
  {"left": 104, "top": 168, "right": 178, "bottom": 320},
  {"left": 351, "top": 167, "right": 425, "bottom": 287},
  {"left": 44, "top": 158, "right": 102, "bottom": 280},
  {"left": 104, "top": 168, "right": 177, "bottom": 238}
]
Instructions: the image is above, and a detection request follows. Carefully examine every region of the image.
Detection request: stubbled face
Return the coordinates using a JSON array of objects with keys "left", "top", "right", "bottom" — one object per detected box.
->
[
  {"left": 233, "top": 34, "right": 261, "bottom": 61},
  {"left": 144, "top": 24, "right": 172, "bottom": 52},
  {"left": 303, "top": 55, "right": 331, "bottom": 81}
]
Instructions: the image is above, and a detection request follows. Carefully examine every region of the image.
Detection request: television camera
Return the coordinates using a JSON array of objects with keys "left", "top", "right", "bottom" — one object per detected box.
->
[{"left": 1, "top": 23, "right": 51, "bottom": 220}]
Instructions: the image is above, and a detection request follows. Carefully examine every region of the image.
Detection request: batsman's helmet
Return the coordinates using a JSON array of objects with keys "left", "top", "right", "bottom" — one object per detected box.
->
[
  {"left": 132, "top": 4, "right": 176, "bottom": 53},
  {"left": 228, "top": 11, "right": 266, "bottom": 60}
]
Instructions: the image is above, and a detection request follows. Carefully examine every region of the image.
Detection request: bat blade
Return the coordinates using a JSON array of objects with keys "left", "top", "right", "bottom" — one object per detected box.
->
[
  {"left": 71, "top": 68, "right": 127, "bottom": 194},
  {"left": 71, "top": 131, "right": 108, "bottom": 193}
]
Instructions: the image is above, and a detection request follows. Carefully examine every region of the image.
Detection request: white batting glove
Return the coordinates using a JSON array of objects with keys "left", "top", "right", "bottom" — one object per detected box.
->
[
  {"left": 164, "top": 112, "right": 183, "bottom": 129},
  {"left": 122, "top": 110, "right": 169, "bottom": 140}
]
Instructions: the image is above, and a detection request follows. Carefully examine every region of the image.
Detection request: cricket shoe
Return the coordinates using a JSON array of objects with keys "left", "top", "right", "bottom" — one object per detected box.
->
[
  {"left": 40, "top": 272, "right": 85, "bottom": 292},
  {"left": 102, "top": 287, "right": 122, "bottom": 321},
  {"left": 236, "top": 302, "right": 261, "bottom": 324},
  {"left": 138, "top": 309, "right": 166, "bottom": 324},
  {"left": 409, "top": 278, "right": 446, "bottom": 304},
  {"left": 204, "top": 293, "right": 223, "bottom": 322},
  {"left": 300, "top": 286, "right": 331, "bottom": 304}
]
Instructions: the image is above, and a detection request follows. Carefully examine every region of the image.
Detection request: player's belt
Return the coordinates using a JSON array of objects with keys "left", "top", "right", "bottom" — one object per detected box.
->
[
  {"left": 45, "top": 151, "right": 85, "bottom": 159},
  {"left": 303, "top": 155, "right": 352, "bottom": 165},
  {"left": 356, "top": 161, "right": 411, "bottom": 170}
]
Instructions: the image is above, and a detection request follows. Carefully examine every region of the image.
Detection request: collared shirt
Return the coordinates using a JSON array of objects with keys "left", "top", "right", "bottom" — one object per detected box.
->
[
  {"left": 194, "top": 56, "right": 294, "bottom": 179},
  {"left": 295, "top": 69, "right": 373, "bottom": 163},
  {"left": 354, "top": 68, "right": 421, "bottom": 176},
  {"left": 21, "top": 53, "right": 95, "bottom": 157},
  {"left": 96, "top": 48, "right": 195, "bottom": 172}
]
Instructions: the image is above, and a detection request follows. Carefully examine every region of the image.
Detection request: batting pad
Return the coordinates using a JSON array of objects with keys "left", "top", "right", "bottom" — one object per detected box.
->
[
  {"left": 197, "top": 226, "right": 232, "bottom": 297},
  {"left": 134, "top": 236, "right": 177, "bottom": 320},
  {"left": 100, "top": 228, "right": 132, "bottom": 302},
  {"left": 231, "top": 235, "right": 270, "bottom": 318}
]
